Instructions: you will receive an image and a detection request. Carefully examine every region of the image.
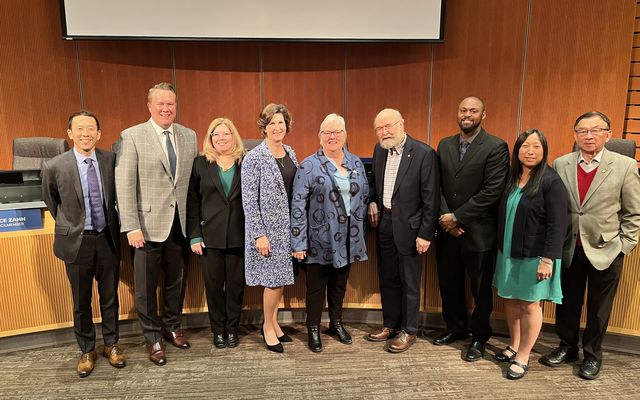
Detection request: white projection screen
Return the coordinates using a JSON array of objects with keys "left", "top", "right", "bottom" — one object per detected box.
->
[{"left": 60, "top": 0, "right": 445, "bottom": 42}]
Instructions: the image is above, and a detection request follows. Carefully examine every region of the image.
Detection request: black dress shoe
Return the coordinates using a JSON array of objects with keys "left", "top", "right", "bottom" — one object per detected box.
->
[
  {"left": 465, "top": 340, "right": 485, "bottom": 362},
  {"left": 539, "top": 346, "right": 579, "bottom": 367},
  {"left": 213, "top": 333, "right": 226, "bottom": 349},
  {"left": 277, "top": 333, "right": 293, "bottom": 343},
  {"left": 226, "top": 332, "right": 239, "bottom": 348},
  {"left": 329, "top": 321, "right": 352, "bottom": 344},
  {"left": 578, "top": 359, "right": 602, "bottom": 380},
  {"left": 506, "top": 360, "right": 529, "bottom": 380},
  {"left": 495, "top": 345, "right": 517, "bottom": 362},
  {"left": 261, "top": 327, "right": 284, "bottom": 353},
  {"left": 308, "top": 326, "right": 322, "bottom": 352},
  {"left": 433, "top": 332, "right": 468, "bottom": 346}
]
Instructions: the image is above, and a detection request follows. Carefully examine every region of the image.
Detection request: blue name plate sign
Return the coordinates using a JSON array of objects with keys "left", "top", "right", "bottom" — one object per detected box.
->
[{"left": 0, "top": 209, "right": 43, "bottom": 232}]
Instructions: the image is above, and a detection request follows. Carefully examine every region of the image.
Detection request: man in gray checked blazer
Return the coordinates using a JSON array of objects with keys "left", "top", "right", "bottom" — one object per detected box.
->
[{"left": 115, "top": 82, "right": 197, "bottom": 366}]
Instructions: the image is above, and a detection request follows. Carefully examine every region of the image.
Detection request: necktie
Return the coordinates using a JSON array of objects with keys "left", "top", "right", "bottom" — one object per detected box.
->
[
  {"left": 164, "top": 130, "right": 177, "bottom": 178},
  {"left": 459, "top": 141, "right": 470, "bottom": 161},
  {"left": 85, "top": 158, "right": 106, "bottom": 232}
]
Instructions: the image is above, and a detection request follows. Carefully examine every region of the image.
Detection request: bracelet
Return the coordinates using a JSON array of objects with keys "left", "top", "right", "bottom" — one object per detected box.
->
[{"left": 538, "top": 257, "right": 552, "bottom": 265}]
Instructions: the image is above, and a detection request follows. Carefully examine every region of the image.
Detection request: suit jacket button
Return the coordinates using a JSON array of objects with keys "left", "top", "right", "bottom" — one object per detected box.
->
[
  {"left": 453, "top": 194, "right": 457, "bottom": 198},
  {"left": 579, "top": 212, "right": 583, "bottom": 216},
  {"left": 170, "top": 204, "right": 174, "bottom": 208}
]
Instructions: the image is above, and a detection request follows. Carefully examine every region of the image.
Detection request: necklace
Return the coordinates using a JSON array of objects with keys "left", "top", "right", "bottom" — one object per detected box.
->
[{"left": 276, "top": 156, "right": 285, "bottom": 168}]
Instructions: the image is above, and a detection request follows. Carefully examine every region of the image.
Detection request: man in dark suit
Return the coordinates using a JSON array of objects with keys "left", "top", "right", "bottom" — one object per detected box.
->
[
  {"left": 366, "top": 108, "right": 439, "bottom": 353},
  {"left": 542, "top": 111, "right": 640, "bottom": 379},
  {"left": 42, "top": 111, "right": 124, "bottom": 378},
  {"left": 434, "top": 96, "right": 509, "bottom": 361},
  {"left": 115, "top": 82, "right": 198, "bottom": 365}
]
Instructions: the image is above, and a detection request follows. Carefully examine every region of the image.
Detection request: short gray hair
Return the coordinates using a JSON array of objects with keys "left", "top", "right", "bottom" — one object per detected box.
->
[{"left": 319, "top": 113, "right": 346, "bottom": 134}]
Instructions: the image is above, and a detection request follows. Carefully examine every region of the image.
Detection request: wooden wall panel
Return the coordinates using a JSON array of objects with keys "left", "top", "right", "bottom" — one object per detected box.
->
[
  {"left": 429, "top": 0, "right": 528, "bottom": 148},
  {"left": 77, "top": 41, "right": 174, "bottom": 150},
  {"left": 263, "top": 43, "right": 346, "bottom": 159},
  {"left": 174, "top": 42, "right": 262, "bottom": 149},
  {"left": 0, "top": 0, "right": 80, "bottom": 170},
  {"left": 520, "top": 0, "right": 636, "bottom": 161},
  {"left": 346, "top": 44, "right": 431, "bottom": 156}
]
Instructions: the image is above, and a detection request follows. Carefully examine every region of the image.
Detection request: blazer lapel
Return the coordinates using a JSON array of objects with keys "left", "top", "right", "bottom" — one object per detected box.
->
[
  {"left": 581, "top": 150, "right": 614, "bottom": 206},
  {"left": 563, "top": 153, "right": 581, "bottom": 208},
  {"left": 456, "top": 130, "right": 486, "bottom": 172},
  {"left": 392, "top": 136, "right": 414, "bottom": 197},
  {"left": 228, "top": 163, "right": 241, "bottom": 200},
  {"left": 209, "top": 161, "right": 227, "bottom": 202},
  {"left": 66, "top": 151, "right": 85, "bottom": 211},
  {"left": 146, "top": 122, "right": 172, "bottom": 178}
]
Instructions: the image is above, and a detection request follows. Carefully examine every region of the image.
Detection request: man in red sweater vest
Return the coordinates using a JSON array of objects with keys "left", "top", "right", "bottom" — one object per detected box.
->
[{"left": 544, "top": 111, "right": 640, "bottom": 379}]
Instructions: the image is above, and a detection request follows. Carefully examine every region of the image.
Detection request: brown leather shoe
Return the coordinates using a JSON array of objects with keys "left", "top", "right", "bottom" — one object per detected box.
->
[
  {"left": 146, "top": 342, "right": 166, "bottom": 366},
  {"left": 102, "top": 344, "right": 126, "bottom": 368},
  {"left": 162, "top": 329, "right": 191, "bottom": 349},
  {"left": 388, "top": 330, "right": 417, "bottom": 353},
  {"left": 77, "top": 350, "right": 97, "bottom": 378},
  {"left": 366, "top": 327, "right": 399, "bottom": 342}
]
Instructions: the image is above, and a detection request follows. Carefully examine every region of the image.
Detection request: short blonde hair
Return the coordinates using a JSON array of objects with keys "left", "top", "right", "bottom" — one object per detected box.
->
[
  {"left": 148, "top": 82, "right": 176, "bottom": 102},
  {"left": 202, "top": 117, "right": 245, "bottom": 164}
]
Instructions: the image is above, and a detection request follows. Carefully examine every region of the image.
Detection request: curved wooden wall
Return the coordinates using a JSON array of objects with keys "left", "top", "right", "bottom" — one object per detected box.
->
[
  {"left": 1, "top": 212, "right": 639, "bottom": 337},
  {"left": 1, "top": 0, "right": 639, "bottom": 338}
]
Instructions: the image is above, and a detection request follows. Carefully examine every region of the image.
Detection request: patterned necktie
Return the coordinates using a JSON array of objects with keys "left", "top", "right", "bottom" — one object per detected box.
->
[
  {"left": 85, "top": 158, "right": 106, "bottom": 232},
  {"left": 459, "top": 141, "right": 470, "bottom": 161},
  {"left": 164, "top": 130, "right": 177, "bottom": 178}
]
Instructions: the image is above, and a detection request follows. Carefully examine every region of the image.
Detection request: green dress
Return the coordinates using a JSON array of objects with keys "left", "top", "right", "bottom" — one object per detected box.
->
[{"left": 493, "top": 188, "right": 562, "bottom": 304}]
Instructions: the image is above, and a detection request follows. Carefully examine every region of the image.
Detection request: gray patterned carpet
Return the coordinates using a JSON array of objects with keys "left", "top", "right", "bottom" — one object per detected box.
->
[{"left": 1, "top": 323, "right": 639, "bottom": 399}]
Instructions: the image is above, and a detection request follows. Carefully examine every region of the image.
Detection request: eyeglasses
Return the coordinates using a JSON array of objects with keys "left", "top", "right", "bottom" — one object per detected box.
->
[
  {"left": 210, "top": 131, "right": 232, "bottom": 138},
  {"left": 375, "top": 120, "right": 402, "bottom": 134},
  {"left": 320, "top": 130, "right": 345, "bottom": 137},
  {"left": 575, "top": 127, "right": 609, "bottom": 137}
]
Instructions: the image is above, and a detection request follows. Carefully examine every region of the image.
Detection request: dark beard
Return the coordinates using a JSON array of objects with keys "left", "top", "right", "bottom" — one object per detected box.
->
[{"left": 459, "top": 120, "right": 480, "bottom": 134}]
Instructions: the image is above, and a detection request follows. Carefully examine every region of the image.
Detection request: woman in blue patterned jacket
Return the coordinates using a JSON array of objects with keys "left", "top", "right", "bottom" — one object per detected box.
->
[
  {"left": 291, "top": 113, "right": 369, "bottom": 352},
  {"left": 241, "top": 104, "right": 298, "bottom": 353}
]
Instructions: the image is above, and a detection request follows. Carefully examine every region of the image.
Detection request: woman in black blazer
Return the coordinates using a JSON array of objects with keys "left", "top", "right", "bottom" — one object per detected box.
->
[
  {"left": 187, "top": 117, "right": 245, "bottom": 349},
  {"left": 492, "top": 129, "right": 568, "bottom": 379}
]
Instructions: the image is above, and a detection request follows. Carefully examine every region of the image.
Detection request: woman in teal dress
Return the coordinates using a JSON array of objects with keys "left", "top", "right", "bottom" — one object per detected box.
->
[{"left": 493, "top": 129, "right": 568, "bottom": 380}]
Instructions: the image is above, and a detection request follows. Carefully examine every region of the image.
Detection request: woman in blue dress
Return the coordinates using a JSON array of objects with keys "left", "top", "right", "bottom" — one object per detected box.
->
[
  {"left": 242, "top": 104, "right": 298, "bottom": 353},
  {"left": 492, "top": 129, "right": 568, "bottom": 379}
]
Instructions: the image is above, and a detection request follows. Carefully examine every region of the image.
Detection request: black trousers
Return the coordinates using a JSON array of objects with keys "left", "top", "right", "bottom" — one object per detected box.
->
[
  {"left": 555, "top": 246, "right": 624, "bottom": 361},
  {"left": 200, "top": 247, "right": 245, "bottom": 334},
  {"left": 436, "top": 234, "right": 495, "bottom": 342},
  {"left": 377, "top": 212, "right": 423, "bottom": 335},
  {"left": 64, "top": 230, "right": 120, "bottom": 353},
  {"left": 134, "top": 213, "right": 188, "bottom": 344},
  {"left": 305, "top": 263, "right": 351, "bottom": 326}
]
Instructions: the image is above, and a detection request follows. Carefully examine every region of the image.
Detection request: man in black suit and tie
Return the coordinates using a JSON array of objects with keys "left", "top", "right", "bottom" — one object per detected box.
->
[
  {"left": 42, "top": 111, "right": 124, "bottom": 378},
  {"left": 434, "top": 96, "right": 510, "bottom": 361},
  {"left": 366, "top": 108, "right": 439, "bottom": 353}
]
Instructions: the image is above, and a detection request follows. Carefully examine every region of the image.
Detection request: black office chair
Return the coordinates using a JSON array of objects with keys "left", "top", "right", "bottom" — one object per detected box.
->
[
  {"left": 243, "top": 138, "right": 263, "bottom": 152},
  {"left": 12, "top": 137, "right": 69, "bottom": 169},
  {"left": 572, "top": 138, "right": 636, "bottom": 159}
]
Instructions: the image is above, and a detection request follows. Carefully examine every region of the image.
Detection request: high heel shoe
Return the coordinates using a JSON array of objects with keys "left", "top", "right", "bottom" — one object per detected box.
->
[
  {"left": 261, "top": 327, "right": 284, "bottom": 353},
  {"left": 277, "top": 333, "right": 293, "bottom": 343}
]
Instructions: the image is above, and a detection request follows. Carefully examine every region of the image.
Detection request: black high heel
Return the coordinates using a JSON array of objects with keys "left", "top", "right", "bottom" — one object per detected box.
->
[
  {"left": 261, "top": 327, "right": 283, "bottom": 353},
  {"left": 278, "top": 332, "right": 293, "bottom": 343}
]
